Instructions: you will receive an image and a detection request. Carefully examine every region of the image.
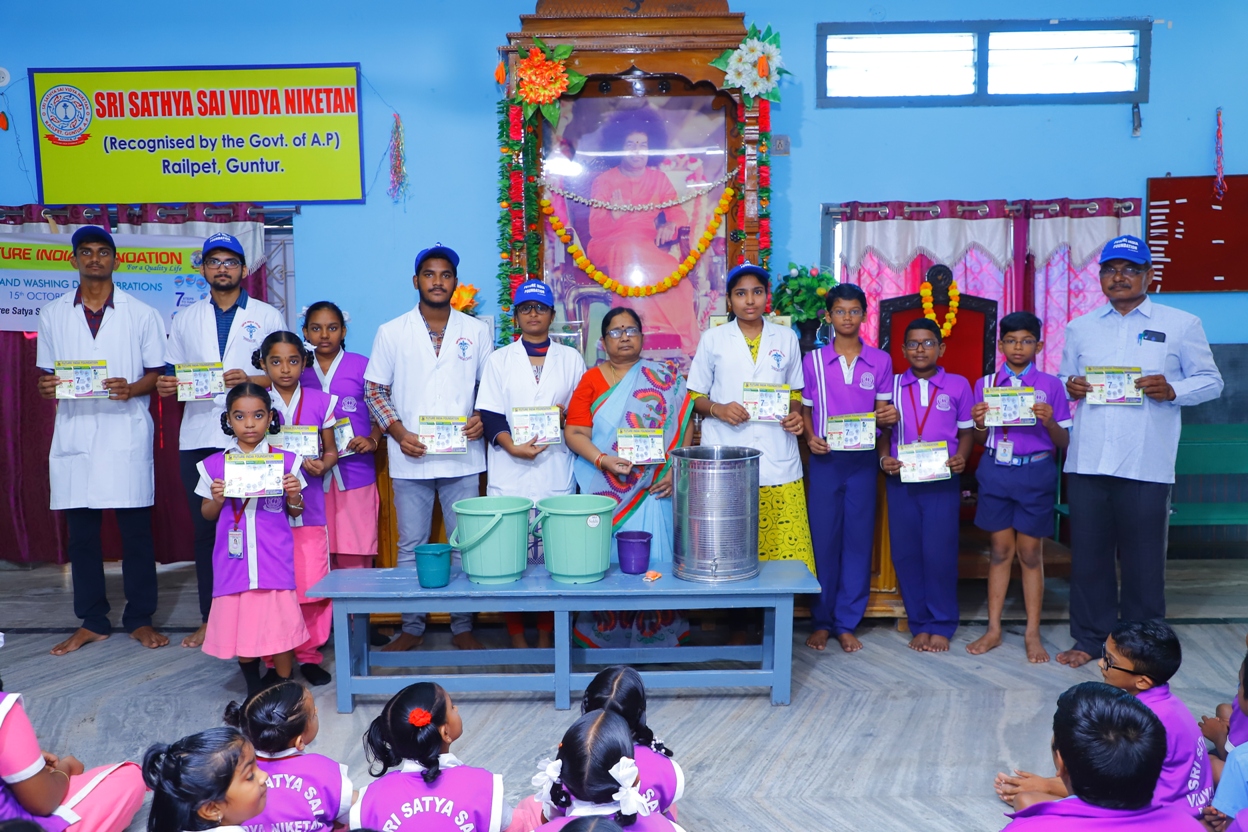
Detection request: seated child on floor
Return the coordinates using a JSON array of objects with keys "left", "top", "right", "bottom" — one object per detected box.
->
[
  {"left": 143, "top": 727, "right": 267, "bottom": 832},
  {"left": 1001, "top": 681, "right": 1205, "bottom": 830},
  {"left": 223, "top": 680, "right": 353, "bottom": 831},
  {"left": 996, "top": 620, "right": 1212, "bottom": 817},
  {"left": 1202, "top": 650, "right": 1248, "bottom": 785}
]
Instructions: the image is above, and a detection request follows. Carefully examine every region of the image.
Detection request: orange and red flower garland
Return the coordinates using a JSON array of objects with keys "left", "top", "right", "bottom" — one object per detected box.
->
[{"left": 920, "top": 280, "right": 960, "bottom": 337}]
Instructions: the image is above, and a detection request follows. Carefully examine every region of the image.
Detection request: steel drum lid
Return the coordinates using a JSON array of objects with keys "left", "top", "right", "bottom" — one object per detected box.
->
[{"left": 671, "top": 445, "right": 762, "bottom": 463}]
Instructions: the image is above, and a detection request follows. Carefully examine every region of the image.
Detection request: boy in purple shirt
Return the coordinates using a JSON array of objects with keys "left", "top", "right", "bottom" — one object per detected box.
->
[
  {"left": 878, "top": 318, "right": 974, "bottom": 653},
  {"left": 801, "top": 284, "right": 897, "bottom": 653},
  {"left": 1002, "top": 681, "right": 1205, "bottom": 830},
  {"left": 967, "top": 312, "right": 1072, "bottom": 663},
  {"left": 997, "top": 620, "right": 1213, "bottom": 818}
]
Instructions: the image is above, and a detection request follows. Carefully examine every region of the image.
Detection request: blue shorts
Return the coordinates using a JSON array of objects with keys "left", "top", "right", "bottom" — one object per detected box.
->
[{"left": 974, "top": 452, "right": 1058, "bottom": 539}]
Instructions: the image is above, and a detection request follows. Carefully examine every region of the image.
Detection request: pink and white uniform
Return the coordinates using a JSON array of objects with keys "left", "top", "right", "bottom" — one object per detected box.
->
[
  {"left": 350, "top": 754, "right": 505, "bottom": 832},
  {"left": 1003, "top": 796, "right": 1205, "bottom": 830},
  {"left": 547, "top": 745, "right": 683, "bottom": 820},
  {"left": 0, "top": 694, "right": 145, "bottom": 832},
  {"left": 1137, "top": 684, "right": 1213, "bottom": 815},
  {"left": 246, "top": 748, "right": 353, "bottom": 832}
]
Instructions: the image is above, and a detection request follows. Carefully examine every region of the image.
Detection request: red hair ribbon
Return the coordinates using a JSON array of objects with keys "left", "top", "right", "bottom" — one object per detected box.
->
[{"left": 408, "top": 708, "right": 433, "bottom": 728}]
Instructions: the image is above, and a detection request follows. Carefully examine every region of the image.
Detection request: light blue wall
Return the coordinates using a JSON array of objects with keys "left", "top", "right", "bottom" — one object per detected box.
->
[{"left": 2, "top": 1, "right": 1244, "bottom": 348}]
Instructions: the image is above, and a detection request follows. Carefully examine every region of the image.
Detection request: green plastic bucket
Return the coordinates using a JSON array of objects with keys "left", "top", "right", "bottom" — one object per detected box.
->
[
  {"left": 532, "top": 495, "right": 616, "bottom": 584},
  {"left": 414, "top": 543, "right": 452, "bottom": 588},
  {"left": 448, "top": 496, "right": 533, "bottom": 584}
]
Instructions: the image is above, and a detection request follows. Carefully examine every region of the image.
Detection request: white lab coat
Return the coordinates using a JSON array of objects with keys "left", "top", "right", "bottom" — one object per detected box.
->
[
  {"left": 364, "top": 307, "right": 493, "bottom": 480},
  {"left": 36, "top": 288, "right": 166, "bottom": 509},
  {"left": 164, "top": 294, "right": 285, "bottom": 451},
  {"left": 687, "top": 319, "right": 804, "bottom": 486},
  {"left": 476, "top": 340, "right": 586, "bottom": 501}
]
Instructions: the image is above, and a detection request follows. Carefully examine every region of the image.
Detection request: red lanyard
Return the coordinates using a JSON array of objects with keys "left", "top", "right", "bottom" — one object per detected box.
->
[
  {"left": 231, "top": 498, "right": 252, "bottom": 530},
  {"left": 906, "top": 382, "right": 938, "bottom": 442}
]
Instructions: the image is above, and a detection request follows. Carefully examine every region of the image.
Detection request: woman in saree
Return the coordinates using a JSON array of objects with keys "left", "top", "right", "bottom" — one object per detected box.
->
[{"left": 564, "top": 307, "right": 694, "bottom": 648}]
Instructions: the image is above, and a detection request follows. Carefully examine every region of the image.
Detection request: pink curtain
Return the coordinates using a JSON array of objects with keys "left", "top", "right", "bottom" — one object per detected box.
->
[
  {"left": 0, "top": 203, "right": 266, "bottom": 563},
  {"left": 1029, "top": 199, "right": 1142, "bottom": 374}
]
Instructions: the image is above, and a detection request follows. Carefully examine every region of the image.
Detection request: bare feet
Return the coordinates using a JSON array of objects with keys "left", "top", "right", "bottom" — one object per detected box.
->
[
  {"left": 130, "top": 626, "right": 169, "bottom": 649},
  {"left": 510, "top": 632, "right": 530, "bottom": 649},
  {"left": 837, "top": 632, "right": 863, "bottom": 653},
  {"left": 451, "top": 632, "right": 486, "bottom": 650},
  {"left": 50, "top": 628, "right": 108, "bottom": 656},
  {"left": 1024, "top": 630, "right": 1050, "bottom": 663},
  {"left": 381, "top": 632, "right": 424, "bottom": 652},
  {"left": 805, "top": 629, "right": 830, "bottom": 651},
  {"left": 925, "top": 635, "right": 950, "bottom": 653},
  {"left": 536, "top": 630, "right": 553, "bottom": 649},
  {"left": 907, "top": 632, "right": 931, "bottom": 652},
  {"left": 181, "top": 622, "right": 207, "bottom": 649},
  {"left": 1056, "top": 648, "right": 1093, "bottom": 668},
  {"left": 966, "top": 628, "right": 1002, "bottom": 656}
]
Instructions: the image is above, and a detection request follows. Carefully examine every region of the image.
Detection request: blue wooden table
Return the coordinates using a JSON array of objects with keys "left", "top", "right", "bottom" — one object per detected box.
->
[{"left": 308, "top": 560, "right": 819, "bottom": 713}]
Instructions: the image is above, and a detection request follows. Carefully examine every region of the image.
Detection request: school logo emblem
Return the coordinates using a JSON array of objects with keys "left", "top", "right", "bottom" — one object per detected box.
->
[
  {"left": 261, "top": 497, "right": 284, "bottom": 513},
  {"left": 936, "top": 393, "right": 952, "bottom": 411},
  {"left": 860, "top": 372, "right": 875, "bottom": 390},
  {"left": 456, "top": 337, "right": 473, "bottom": 360},
  {"left": 1034, "top": 390, "right": 1048, "bottom": 404},
  {"left": 39, "top": 85, "right": 92, "bottom": 147},
  {"left": 341, "top": 396, "right": 358, "bottom": 413},
  {"left": 240, "top": 320, "right": 261, "bottom": 341},
  {"left": 768, "top": 349, "right": 785, "bottom": 370}
]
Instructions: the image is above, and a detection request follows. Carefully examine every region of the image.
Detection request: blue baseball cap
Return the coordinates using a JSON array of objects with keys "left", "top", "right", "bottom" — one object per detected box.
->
[
  {"left": 415, "top": 242, "right": 459, "bottom": 276},
  {"left": 726, "top": 261, "right": 771, "bottom": 285},
  {"left": 1099, "top": 235, "right": 1152, "bottom": 266},
  {"left": 513, "top": 279, "right": 556, "bottom": 309},
  {"left": 70, "top": 225, "right": 115, "bottom": 252},
  {"left": 202, "top": 232, "right": 246, "bottom": 264}
]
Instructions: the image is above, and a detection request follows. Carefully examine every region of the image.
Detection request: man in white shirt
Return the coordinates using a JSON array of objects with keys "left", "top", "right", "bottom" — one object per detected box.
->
[
  {"left": 36, "top": 226, "right": 169, "bottom": 655},
  {"left": 1056, "top": 235, "right": 1223, "bottom": 668},
  {"left": 155, "top": 232, "right": 284, "bottom": 649},
  {"left": 365, "top": 244, "right": 491, "bottom": 651}
]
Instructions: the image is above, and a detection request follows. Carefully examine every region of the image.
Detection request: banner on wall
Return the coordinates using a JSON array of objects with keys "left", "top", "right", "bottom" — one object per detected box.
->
[
  {"left": 0, "top": 230, "right": 218, "bottom": 333},
  {"left": 29, "top": 63, "right": 364, "bottom": 205}
]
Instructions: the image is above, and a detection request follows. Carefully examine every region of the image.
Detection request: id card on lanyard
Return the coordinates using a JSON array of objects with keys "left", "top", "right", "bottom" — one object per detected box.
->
[
  {"left": 984, "top": 375, "right": 1014, "bottom": 465},
  {"left": 228, "top": 499, "right": 250, "bottom": 558}
]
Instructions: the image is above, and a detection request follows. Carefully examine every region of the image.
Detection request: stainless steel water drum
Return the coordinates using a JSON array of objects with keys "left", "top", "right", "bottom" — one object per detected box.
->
[{"left": 671, "top": 445, "right": 761, "bottom": 582}]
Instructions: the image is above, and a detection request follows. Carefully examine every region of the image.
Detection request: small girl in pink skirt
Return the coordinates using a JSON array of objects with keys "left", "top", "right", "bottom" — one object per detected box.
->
[
  {"left": 255, "top": 331, "right": 338, "bottom": 687},
  {"left": 300, "top": 302, "right": 382, "bottom": 570},
  {"left": 196, "top": 382, "right": 309, "bottom": 696}
]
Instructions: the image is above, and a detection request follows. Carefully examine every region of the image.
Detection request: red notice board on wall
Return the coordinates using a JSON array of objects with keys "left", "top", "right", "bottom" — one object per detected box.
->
[{"left": 1147, "top": 175, "right": 1248, "bottom": 291}]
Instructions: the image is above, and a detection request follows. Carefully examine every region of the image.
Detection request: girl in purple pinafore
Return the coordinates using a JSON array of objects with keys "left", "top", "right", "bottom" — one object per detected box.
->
[
  {"left": 351, "top": 682, "right": 510, "bottom": 832},
  {"left": 196, "top": 383, "right": 309, "bottom": 697},
  {"left": 223, "top": 680, "right": 354, "bottom": 832}
]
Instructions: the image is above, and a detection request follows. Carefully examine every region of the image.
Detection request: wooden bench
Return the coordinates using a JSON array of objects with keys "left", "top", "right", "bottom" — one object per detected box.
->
[
  {"left": 1056, "top": 424, "right": 1248, "bottom": 526},
  {"left": 308, "top": 560, "right": 820, "bottom": 714}
]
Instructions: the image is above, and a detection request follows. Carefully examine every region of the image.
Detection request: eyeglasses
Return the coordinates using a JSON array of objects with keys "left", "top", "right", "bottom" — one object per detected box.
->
[
  {"left": 206, "top": 257, "right": 243, "bottom": 269},
  {"left": 830, "top": 309, "right": 864, "bottom": 319},
  {"left": 605, "top": 327, "right": 641, "bottom": 339},
  {"left": 516, "top": 303, "right": 549, "bottom": 316},
  {"left": 1001, "top": 338, "right": 1038, "bottom": 348},
  {"left": 903, "top": 339, "right": 938, "bottom": 350},
  {"left": 1101, "top": 642, "right": 1152, "bottom": 680},
  {"left": 1099, "top": 264, "right": 1146, "bottom": 279}
]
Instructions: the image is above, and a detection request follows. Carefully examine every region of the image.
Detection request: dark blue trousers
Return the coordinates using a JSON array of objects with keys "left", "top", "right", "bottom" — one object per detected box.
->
[
  {"left": 808, "top": 451, "right": 878, "bottom": 634},
  {"left": 65, "top": 507, "right": 158, "bottom": 635},
  {"left": 884, "top": 476, "right": 961, "bottom": 638}
]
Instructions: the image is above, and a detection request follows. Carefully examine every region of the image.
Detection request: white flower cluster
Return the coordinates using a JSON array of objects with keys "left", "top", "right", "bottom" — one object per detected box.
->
[{"left": 724, "top": 38, "right": 783, "bottom": 97}]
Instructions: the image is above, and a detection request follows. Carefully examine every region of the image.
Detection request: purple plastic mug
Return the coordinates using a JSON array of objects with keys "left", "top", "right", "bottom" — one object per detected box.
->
[{"left": 616, "top": 531, "right": 652, "bottom": 574}]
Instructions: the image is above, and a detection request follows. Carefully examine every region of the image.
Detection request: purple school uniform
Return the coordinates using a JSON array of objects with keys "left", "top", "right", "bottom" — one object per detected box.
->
[
  {"left": 1231, "top": 699, "right": 1248, "bottom": 748},
  {"left": 247, "top": 750, "right": 352, "bottom": 832},
  {"left": 884, "top": 368, "right": 973, "bottom": 639},
  {"left": 802, "top": 341, "right": 894, "bottom": 636},
  {"left": 0, "top": 694, "right": 71, "bottom": 832},
  {"left": 1003, "top": 796, "right": 1206, "bottom": 830},
  {"left": 1138, "top": 684, "right": 1213, "bottom": 815},
  {"left": 1230, "top": 811, "right": 1248, "bottom": 832},
  {"left": 301, "top": 351, "right": 377, "bottom": 491},
  {"left": 274, "top": 386, "right": 336, "bottom": 527},
  {"left": 538, "top": 813, "right": 683, "bottom": 832},
  {"left": 972, "top": 365, "right": 1073, "bottom": 539},
  {"left": 198, "top": 447, "right": 300, "bottom": 597},
  {"left": 549, "top": 745, "right": 684, "bottom": 820},
  {"left": 351, "top": 760, "right": 503, "bottom": 832}
]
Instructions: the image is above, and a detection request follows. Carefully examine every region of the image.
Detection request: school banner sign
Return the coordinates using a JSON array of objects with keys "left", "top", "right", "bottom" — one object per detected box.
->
[
  {"left": 29, "top": 63, "right": 364, "bottom": 205},
  {"left": 0, "top": 230, "right": 219, "bottom": 333}
]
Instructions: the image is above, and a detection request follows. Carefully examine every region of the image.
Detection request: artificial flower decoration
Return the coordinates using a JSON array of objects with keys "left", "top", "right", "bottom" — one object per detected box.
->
[
  {"left": 773, "top": 263, "right": 837, "bottom": 323},
  {"left": 514, "top": 38, "right": 587, "bottom": 126},
  {"left": 450, "top": 283, "right": 479, "bottom": 315},
  {"left": 710, "top": 23, "right": 790, "bottom": 107},
  {"left": 407, "top": 708, "right": 433, "bottom": 728},
  {"left": 920, "top": 280, "right": 960, "bottom": 338}
]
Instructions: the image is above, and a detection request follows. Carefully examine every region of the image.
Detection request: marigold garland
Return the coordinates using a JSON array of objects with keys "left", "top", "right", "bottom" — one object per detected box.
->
[
  {"left": 920, "top": 280, "right": 960, "bottom": 338},
  {"left": 543, "top": 188, "right": 735, "bottom": 297}
]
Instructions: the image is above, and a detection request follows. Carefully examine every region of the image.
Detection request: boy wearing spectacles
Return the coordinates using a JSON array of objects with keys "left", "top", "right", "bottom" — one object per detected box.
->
[
  {"left": 966, "top": 312, "right": 1072, "bottom": 664},
  {"left": 878, "top": 318, "right": 974, "bottom": 653},
  {"left": 995, "top": 620, "right": 1212, "bottom": 819},
  {"left": 800, "top": 283, "right": 897, "bottom": 653}
]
